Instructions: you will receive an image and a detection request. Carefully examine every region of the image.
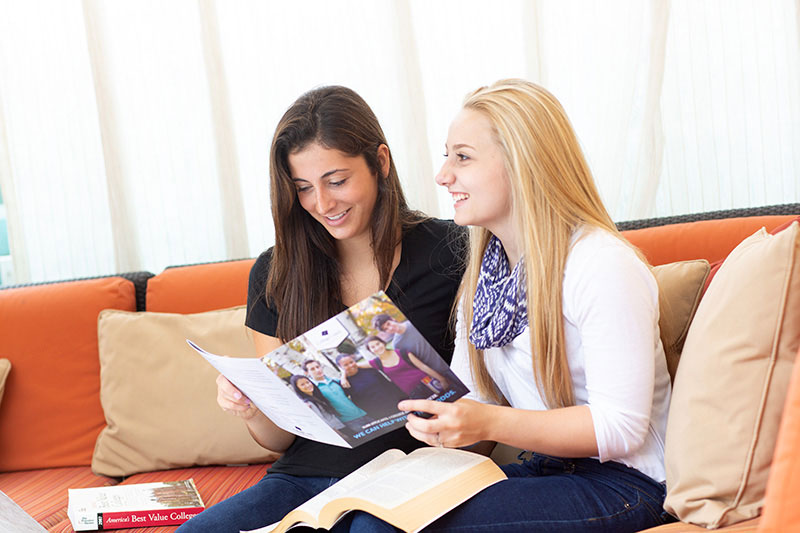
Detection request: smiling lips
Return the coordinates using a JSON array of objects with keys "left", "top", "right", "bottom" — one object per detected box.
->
[
  {"left": 324, "top": 208, "right": 351, "bottom": 224},
  {"left": 451, "top": 192, "right": 470, "bottom": 206}
]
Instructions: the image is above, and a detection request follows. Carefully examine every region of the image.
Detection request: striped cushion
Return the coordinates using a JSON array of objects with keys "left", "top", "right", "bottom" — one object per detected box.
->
[
  {"left": 49, "top": 464, "right": 268, "bottom": 533},
  {"left": 0, "top": 466, "right": 117, "bottom": 530}
]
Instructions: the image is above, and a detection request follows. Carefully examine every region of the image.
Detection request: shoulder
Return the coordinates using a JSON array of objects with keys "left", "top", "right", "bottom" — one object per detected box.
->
[
  {"left": 403, "top": 218, "right": 468, "bottom": 274},
  {"left": 406, "top": 218, "right": 468, "bottom": 247},
  {"left": 564, "top": 226, "right": 658, "bottom": 309},
  {"left": 248, "top": 247, "right": 274, "bottom": 293}
]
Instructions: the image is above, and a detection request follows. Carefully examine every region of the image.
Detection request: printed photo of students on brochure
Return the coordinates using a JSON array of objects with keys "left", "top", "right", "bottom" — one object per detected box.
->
[{"left": 266, "top": 291, "right": 468, "bottom": 445}]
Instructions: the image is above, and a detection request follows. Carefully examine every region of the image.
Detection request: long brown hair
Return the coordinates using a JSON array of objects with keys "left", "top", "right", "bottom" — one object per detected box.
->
[
  {"left": 459, "top": 79, "right": 669, "bottom": 409},
  {"left": 267, "top": 86, "right": 422, "bottom": 340}
]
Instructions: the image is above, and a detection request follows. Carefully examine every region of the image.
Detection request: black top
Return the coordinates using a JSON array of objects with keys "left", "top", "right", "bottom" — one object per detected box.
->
[{"left": 245, "top": 218, "right": 467, "bottom": 477}]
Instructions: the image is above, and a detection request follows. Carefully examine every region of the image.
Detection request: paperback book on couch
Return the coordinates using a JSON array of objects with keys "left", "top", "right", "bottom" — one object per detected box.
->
[
  {"left": 189, "top": 290, "right": 468, "bottom": 448},
  {"left": 67, "top": 479, "right": 204, "bottom": 531}
]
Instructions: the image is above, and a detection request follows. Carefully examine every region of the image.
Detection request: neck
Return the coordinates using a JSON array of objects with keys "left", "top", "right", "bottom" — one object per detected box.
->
[
  {"left": 491, "top": 228, "right": 522, "bottom": 270},
  {"left": 336, "top": 232, "right": 374, "bottom": 268}
]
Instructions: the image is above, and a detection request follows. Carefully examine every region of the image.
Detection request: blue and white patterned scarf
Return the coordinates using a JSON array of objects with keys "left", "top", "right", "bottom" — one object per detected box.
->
[{"left": 469, "top": 236, "right": 528, "bottom": 349}]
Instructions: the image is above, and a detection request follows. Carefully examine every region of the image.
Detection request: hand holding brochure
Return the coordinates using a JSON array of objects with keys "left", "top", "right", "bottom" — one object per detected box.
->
[{"left": 189, "top": 291, "right": 469, "bottom": 447}]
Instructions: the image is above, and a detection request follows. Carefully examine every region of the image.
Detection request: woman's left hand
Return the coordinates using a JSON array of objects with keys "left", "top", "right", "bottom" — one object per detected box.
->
[{"left": 400, "top": 398, "right": 493, "bottom": 448}]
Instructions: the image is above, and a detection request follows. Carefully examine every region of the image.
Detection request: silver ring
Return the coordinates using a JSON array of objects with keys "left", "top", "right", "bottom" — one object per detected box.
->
[{"left": 436, "top": 433, "right": 443, "bottom": 447}]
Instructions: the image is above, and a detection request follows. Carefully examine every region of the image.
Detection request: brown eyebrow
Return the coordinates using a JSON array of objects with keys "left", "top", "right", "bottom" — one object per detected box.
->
[
  {"left": 292, "top": 168, "right": 349, "bottom": 182},
  {"left": 452, "top": 143, "right": 475, "bottom": 150}
]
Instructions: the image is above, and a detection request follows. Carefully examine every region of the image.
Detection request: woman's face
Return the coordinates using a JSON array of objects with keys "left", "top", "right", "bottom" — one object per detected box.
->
[
  {"left": 289, "top": 142, "right": 388, "bottom": 246},
  {"left": 435, "top": 108, "right": 512, "bottom": 235},
  {"left": 367, "top": 339, "right": 386, "bottom": 355},
  {"left": 295, "top": 377, "right": 314, "bottom": 395}
]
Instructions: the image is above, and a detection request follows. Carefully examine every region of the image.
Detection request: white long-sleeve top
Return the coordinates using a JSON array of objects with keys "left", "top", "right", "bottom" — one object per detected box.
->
[{"left": 451, "top": 226, "right": 672, "bottom": 482}]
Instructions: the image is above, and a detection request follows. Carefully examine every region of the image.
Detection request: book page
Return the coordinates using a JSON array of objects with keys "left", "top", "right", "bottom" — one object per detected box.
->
[
  {"left": 187, "top": 340, "right": 349, "bottom": 447},
  {"left": 337, "top": 448, "right": 492, "bottom": 509},
  {"left": 68, "top": 480, "right": 203, "bottom": 512},
  {"left": 242, "top": 448, "right": 504, "bottom": 533},
  {"left": 242, "top": 449, "right": 408, "bottom": 533}
]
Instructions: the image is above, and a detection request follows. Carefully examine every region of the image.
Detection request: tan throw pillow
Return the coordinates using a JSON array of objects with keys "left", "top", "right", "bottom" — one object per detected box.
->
[
  {"left": 0, "top": 358, "right": 10, "bottom": 406},
  {"left": 664, "top": 222, "right": 800, "bottom": 528},
  {"left": 652, "top": 259, "right": 710, "bottom": 382},
  {"left": 92, "top": 306, "right": 281, "bottom": 477}
]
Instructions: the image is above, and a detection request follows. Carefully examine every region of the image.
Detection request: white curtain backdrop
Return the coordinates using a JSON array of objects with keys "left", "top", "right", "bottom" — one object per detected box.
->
[{"left": 0, "top": 0, "right": 798, "bottom": 285}]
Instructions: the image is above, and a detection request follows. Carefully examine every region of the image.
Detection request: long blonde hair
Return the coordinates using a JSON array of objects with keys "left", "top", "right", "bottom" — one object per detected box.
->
[{"left": 460, "top": 79, "right": 649, "bottom": 409}]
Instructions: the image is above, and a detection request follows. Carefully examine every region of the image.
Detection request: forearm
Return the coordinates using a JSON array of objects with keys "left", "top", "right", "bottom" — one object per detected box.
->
[
  {"left": 244, "top": 410, "right": 296, "bottom": 453},
  {"left": 482, "top": 404, "right": 598, "bottom": 458}
]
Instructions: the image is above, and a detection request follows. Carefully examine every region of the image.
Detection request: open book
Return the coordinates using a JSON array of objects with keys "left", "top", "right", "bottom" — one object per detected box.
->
[
  {"left": 244, "top": 447, "right": 506, "bottom": 533},
  {"left": 189, "top": 291, "right": 469, "bottom": 448}
]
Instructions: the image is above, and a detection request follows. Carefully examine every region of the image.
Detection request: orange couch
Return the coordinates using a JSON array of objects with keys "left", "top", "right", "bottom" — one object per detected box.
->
[{"left": 0, "top": 205, "right": 798, "bottom": 532}]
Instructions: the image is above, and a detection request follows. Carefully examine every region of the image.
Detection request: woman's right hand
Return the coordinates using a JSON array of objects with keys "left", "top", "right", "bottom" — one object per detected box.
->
[{"left": 216, "top": 374, "right": 259, "bottom": 420}]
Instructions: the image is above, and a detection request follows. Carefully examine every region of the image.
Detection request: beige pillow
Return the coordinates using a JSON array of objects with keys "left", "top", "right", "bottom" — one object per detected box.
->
[
  {"left": 93, "top": 306, "right": 281, "bottom": 477},
  {"left": 652, "top": 259, "right": 710, "bottom": 382},
  {"left": 664, "top": 223, "right": 800, "bottom": 528},
  {"left": 0, "top": 358, "right": 10, "bottom": 406}
]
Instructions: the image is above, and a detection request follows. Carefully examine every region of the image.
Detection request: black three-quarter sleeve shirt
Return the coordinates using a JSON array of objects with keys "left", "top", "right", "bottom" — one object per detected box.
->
[{"left": 245, "top": 218, "right": 467, "bottom": 477}]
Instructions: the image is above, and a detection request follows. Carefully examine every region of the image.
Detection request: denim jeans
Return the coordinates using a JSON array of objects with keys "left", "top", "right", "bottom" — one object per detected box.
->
[
  {"left": 178, "top": 454, "right": 675, "bottom": 533},
  {"left": 176, "top": 472, "right": 343, "bottom": 533},
  {"left": 348, "top": 453, "right": 676, "bottom": 533}
]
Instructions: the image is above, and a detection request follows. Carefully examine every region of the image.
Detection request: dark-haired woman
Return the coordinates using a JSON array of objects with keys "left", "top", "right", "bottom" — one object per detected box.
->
[
  {"left": 289, "top": 375, "right": 345, "bottom": 431},
  {"left": 177, "top": 85, "right": 465, "bottom": 533},
  {"left": 363, "top": 336, "right": 447, "bottom": 399}
]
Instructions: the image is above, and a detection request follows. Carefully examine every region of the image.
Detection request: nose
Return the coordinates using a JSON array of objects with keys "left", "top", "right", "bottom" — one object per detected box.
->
[
  {"left": 314, "top": 187, "right": 336, "bottom": 214},
  {"left": 435, "top": 158, "right": 454, "bottom": 187}
]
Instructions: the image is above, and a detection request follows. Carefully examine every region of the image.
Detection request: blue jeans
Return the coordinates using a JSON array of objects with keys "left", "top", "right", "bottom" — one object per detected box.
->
[
  {"left": 349, "top": 454, "right": 676, "bottom": 533},
  {"left": 178, "top": 454, "right": 675, "bottom": 533}
]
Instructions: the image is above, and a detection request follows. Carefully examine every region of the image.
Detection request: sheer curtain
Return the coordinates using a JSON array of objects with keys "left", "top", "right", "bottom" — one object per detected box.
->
[{"left": 0, "top": 0, "right": 797, "bottom": 285}]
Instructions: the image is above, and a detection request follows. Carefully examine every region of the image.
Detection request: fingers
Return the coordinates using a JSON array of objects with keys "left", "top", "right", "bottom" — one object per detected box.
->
[
  {"left": 405, "top": 423, "right": 440, "bottom": 448},
  {"left": 216, "top": 374, "right": 253, "bottom": 414},
  {"left": 398, "top": 399, "right": 445, "bottom": 416}
]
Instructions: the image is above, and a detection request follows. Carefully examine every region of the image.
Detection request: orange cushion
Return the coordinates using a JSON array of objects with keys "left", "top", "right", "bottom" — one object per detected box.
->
[
  {"left": 622, "top": 215, "right": 797, "bottom": 266},
  {"left": 758, "top": 345, "right": 800, "bottom": 532},
  {"left": 703, "top": 216, "right": 800, "bottom": 294},
  {"left": 0, "top": 277, "right": 136, "bottom": 471},
  {"left": 0, "top": 466, "right": 116, "bottom": 529},
  {"left": 145, "top": 259, "right": 255, "bottom": 313}
]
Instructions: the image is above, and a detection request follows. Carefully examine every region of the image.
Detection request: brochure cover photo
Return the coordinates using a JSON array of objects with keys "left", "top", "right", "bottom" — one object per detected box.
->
[{"left": 190, "top": 291, "right": 468, "bottom": 448}]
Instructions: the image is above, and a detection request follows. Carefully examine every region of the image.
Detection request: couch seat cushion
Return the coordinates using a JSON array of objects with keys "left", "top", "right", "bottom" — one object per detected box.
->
[{"left": 0, "top": 466, "right": 116, "bottom": 530}]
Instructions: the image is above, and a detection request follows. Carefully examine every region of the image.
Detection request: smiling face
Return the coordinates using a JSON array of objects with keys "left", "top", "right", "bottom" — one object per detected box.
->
[
  {"left": 366, "top": 339, "right": 387, "bottom": 355},
  {"left": 380, "top": 319, "right": 405, "bottom": 335},
  {"left": 295, "top": 377, "right": 315, "bottom": 395},
  {"left": 289, "top": 142, "right": 387, "bottom": 247},
  {"left": 338, "top": 356, "right": 358, "bottom": 377},
  {"left": 435, "top": 108, "right": 513, "bottom": 237},
  {"left": 304, "top": 360, "right": 325, "bottom": 381}
]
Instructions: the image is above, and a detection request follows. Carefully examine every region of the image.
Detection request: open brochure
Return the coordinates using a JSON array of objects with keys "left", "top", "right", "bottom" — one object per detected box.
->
[
  {"left": 189, "top": 291, "right": 469, "bottom": 448},
  {"left": 243, "top": 447, "right": 507, "bottom": 533}
]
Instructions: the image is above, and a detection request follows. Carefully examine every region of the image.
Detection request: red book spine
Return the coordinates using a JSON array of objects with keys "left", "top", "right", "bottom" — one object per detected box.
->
[{"left": 97, "top": 507, "right": 204, "bottom": 529}]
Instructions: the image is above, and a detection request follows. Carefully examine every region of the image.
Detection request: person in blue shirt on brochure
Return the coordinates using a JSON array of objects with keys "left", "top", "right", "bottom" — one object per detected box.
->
[
  {"left": 301, "top": 359, "right": 371, "bottom": 433},
  {"left": 289, "top": 375, "right": 345, "bottom": 432},
  {"left": 349, "top": 79, "right": 677, "bottom": 532},
  {"left": 176, "top": 85, "right": 466, "bottom": 533}
]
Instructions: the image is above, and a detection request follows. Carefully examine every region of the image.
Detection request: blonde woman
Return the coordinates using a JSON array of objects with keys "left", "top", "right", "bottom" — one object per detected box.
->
[{"left": 391, "top": 80, "right": 673, "bottom": 532}]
